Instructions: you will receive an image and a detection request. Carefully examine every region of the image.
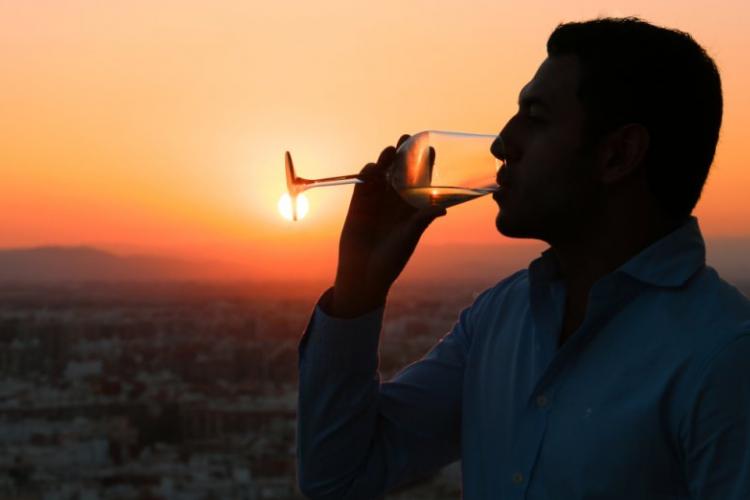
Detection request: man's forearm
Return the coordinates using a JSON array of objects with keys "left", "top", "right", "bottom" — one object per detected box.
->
[{"left": 297, "top": 292, "right": 389, "bottom": 499}]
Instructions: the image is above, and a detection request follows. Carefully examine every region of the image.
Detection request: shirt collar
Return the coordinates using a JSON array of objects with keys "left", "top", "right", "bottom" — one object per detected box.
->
[
  {"left": 529, "top": 216, "right": 706, "bottom": 289},
  {"left": 618, "top": 216, "right": 705, "bottom": 287}
]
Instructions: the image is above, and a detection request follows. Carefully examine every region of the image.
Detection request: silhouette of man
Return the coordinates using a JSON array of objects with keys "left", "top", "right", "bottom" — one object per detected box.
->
[{"left": 297, "top": 17, "right": 750, "bottom": 499}]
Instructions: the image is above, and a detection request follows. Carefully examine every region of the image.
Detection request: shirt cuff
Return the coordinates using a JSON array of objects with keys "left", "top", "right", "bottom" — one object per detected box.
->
[{"left": 298, "top": 287, "right": 385, "bottom": 373}]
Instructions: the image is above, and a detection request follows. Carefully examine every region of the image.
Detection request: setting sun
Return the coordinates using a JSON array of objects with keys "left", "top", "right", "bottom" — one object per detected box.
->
[{"left": 278, "top": 193, "right": 309, "bottom": 221}]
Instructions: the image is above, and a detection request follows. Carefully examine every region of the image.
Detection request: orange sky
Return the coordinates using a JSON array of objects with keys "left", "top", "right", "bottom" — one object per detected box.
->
[{"left": 1, "top": 1, "right": 749, "bottom": 280}]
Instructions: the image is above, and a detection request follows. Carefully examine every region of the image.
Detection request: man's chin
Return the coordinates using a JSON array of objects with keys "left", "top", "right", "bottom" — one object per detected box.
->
[
  {"left": 495, "top": 211, "right": 519, "bottom": 237},
  {"left": 495, "top": 211, "right": 536, "bottom": 239}
]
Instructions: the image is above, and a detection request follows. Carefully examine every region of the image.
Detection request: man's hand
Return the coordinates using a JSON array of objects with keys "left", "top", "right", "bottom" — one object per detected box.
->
[{"left": 331, "top": 135, "right": 446, "bottom": 318}]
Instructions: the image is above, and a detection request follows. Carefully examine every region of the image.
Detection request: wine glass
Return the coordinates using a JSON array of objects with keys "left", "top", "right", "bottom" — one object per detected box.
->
[{"left": 284, "top": 131, "right": 503, "bottom": 220}]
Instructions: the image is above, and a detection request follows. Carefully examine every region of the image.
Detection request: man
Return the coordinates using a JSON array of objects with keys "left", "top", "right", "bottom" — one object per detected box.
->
[{"left": 297, "top": 17, "right": 750, "bottom": 499}]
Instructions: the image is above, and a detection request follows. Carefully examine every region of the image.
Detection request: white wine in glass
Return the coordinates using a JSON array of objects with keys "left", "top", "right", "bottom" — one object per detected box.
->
[{"left": 396, "top": 186, "right": 498, "bottom": 209}]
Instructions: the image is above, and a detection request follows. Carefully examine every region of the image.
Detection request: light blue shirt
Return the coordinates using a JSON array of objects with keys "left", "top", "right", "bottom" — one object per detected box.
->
[{"left": 297, "top": 217, "right": 750, "bottom": 499}]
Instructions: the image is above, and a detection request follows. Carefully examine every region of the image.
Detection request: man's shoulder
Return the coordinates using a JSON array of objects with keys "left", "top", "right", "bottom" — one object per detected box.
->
[
  {"left": 653, "top": 265, "right": 750, "bottom": 350},
  {"left": 682, "top": 265, "right": 749, "bottom": 320},
  {"left": 443, "top": 269, "right": 532, "bottom": 344},
  {"left": 467, "top": 268, "right": 531, "bottom": 314}
]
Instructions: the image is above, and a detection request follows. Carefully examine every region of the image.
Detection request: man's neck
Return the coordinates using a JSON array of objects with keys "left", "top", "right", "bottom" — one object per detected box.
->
[
  {"left": 548, "top": 206, "right": 681, "bottom": 346},
  {"left": 551, "top": 208, "right": 680, "bottom": 293}
]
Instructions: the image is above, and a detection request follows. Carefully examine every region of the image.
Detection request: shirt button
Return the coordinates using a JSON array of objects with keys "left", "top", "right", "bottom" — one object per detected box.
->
[
  {"left": 512, "top": 472, "right": 524, "bottom": 484},
  {"left": 536, "top": 394, "right": 549, "bottom": 408}
]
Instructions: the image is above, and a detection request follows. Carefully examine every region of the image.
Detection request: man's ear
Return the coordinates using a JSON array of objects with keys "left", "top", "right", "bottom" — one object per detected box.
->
[{"left": 598, "top": 123, "right": 650, "bottom": 184}]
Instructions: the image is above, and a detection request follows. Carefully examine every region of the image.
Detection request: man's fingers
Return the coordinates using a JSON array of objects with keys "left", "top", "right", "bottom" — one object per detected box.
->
[
  {"left": 397, "top": 134, "right": 411, "bottom": 149},
  {"left": 353, "top": 162, "right": 381, "bottom": 198},
  {"left": 377, "top": 146, "right": 396, "bottom": 166},
  {"left": 374, "top": 146, "right": 397, "bottom": 176},
  {"left": 358, "top": 162, "right": 379, "bottom": 176},
  {"left": 428, "top": 146, "right": 436, "bottom": 182}
]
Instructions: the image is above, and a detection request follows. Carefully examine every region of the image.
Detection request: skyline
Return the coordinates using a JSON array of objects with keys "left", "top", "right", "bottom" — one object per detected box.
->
[{"left": 2, "top": 1, "right": 749, "bottom": 281}]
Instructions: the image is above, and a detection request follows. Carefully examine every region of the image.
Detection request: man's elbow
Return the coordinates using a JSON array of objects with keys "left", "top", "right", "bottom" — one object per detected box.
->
[
  {"left": 298, "top": 459, "right": 386, "bottom": 500},
  {"left": 297, "top": 472, "right": 356, "bottom": 500}
]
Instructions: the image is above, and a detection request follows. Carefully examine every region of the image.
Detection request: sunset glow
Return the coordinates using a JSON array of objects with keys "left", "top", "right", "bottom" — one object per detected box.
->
[
  {"left": 1, "top": 1, "right": 749, "bottom": 281},
  {"left": 278, "top": 193, "right": 309, "bottom": 221}
]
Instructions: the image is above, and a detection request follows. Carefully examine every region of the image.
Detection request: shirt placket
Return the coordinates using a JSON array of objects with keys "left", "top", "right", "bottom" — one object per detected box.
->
[
  {"left": 500, "top": 279, "right": 563, "bottom": 499},
  {"left": 507, "top": 273, "right": 638, "bottom": 498}
]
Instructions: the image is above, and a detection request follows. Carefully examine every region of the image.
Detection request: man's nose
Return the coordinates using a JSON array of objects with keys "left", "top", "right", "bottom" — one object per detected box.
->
[
  {"left": 490, "top": 134, "right": 507, "bottom": 161},
  {"left": 493, "top": 116, "right": 523, "bottom": 163}
]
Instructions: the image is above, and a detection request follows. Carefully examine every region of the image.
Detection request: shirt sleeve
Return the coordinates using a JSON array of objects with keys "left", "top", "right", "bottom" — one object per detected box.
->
[
  {"left": 683, "top": 333, "right": 750, "bottom": 500},
  {"left": 297, "top": 287, "right": 474, "bottom": 500}
]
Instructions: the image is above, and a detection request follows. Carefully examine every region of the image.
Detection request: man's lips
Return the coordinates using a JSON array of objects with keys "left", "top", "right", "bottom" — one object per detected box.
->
[
  {"left": 492, "top": 185, "right": 508, "bottom": 203},
  {"left": 493, "top": 166, "right": 512, "bottom": 203},
  {"left": 496, "top": 170, "right": 511, "bottom": 189}
]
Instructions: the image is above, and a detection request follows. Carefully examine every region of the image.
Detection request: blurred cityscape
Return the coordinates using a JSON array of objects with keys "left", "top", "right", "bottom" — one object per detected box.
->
[{"left": 0, "top": 280, "right": 486, "bottom": 500}]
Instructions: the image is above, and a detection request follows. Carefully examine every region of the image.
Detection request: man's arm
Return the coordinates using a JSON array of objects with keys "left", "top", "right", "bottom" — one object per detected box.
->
[
  {"left": 297, "top": 287, "right": 473, "bottom": 499},
  {"left": 296, "top": 136, "right": 451, "bottom": 499},
  {"left": 683, "top": 333, "right": 750, "bottom": 499}
]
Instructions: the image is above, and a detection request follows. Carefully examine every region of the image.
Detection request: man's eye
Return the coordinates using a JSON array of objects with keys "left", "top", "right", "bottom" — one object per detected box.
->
[
  {"left": 527, "top": 105, "right": 545, "bottom": 120},
  {"left": 527, "top": 112, "right": 545, "bottom": 123}
]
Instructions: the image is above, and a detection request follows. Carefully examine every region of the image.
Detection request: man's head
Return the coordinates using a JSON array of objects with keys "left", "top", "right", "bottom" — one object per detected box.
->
[{"left": 491, "top": 17, "right": 723, "bottom": 242}]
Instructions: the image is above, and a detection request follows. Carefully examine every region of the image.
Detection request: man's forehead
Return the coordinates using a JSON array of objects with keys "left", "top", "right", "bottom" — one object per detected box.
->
[{"left": 518, "top": 55, "right": 581, "bottom": 106}]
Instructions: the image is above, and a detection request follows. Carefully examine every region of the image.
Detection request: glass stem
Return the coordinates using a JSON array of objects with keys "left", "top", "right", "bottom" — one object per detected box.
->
[{"left": 304, "top": 174, "right": 365, "bottom": 190}]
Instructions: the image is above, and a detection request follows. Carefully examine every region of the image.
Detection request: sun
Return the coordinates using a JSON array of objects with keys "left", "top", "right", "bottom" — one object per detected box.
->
[{"left": 278, "top": 193, "right": 309, "bottom": 221}]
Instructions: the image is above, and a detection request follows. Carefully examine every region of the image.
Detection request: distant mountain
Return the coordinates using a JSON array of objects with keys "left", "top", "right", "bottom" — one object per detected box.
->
[
  {"left": 0, "top": 246, "right": 219, "bottom": 283},
  {"left": 705, "top": 237, "right": 750, "bottom": 283},
  {"left": 0, "top": 237, "right": 747, "bottom": 286}
]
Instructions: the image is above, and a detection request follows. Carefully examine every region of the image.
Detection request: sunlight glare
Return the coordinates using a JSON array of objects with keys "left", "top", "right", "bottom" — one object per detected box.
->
[{"left": 278, "top": 193, "right": 309, "bottom": 221}]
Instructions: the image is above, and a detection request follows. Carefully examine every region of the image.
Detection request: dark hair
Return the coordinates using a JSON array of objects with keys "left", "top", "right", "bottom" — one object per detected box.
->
[{"left": 547, "top": 17, "right": 723, "bottom": 221}]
